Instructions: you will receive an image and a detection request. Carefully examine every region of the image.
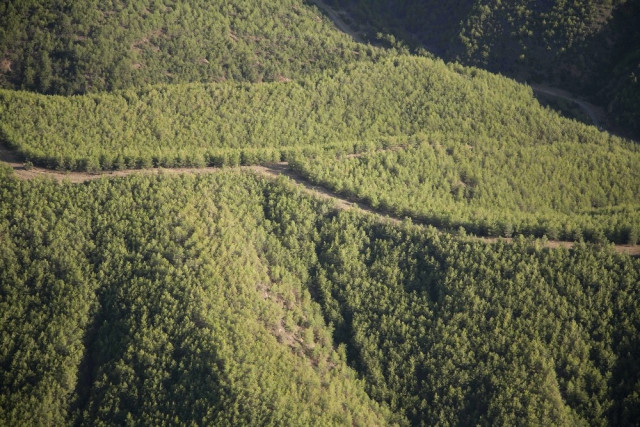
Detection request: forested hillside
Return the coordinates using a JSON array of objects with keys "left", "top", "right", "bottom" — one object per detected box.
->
[
  {"left": 3, "top": 56, "right": 638, "bottom": 243},
  {"left": 0, "top": 167, "right": 398, "bottom": 425},
  {"left": 291, "top": 129, "right": 640, "bottom": 244},
  {"left": 334, "top": 0, "right": 640, "bottom": 138},
  {"left": 1, "top": 0, "right": 639, "bottom": 425},
  {"left": 1, "top": 56, "right": 620, "bottom": 170},
  {"left": 0, "top": 0, "right": 381, "bottom": 93},
  {"left": 1, "top": 168, "right": 638, "bottom": 425}
]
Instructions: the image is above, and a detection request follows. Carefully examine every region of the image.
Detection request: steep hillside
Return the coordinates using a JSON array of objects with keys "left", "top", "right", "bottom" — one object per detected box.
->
[
  {"left": 0, "top": 168, "right": 397, "bottom": 425},
  {"left": 0, "top": 0, "right": 380, "bottom": 93},
  {"left": 0, "top": 168, "right": 638, "bottom": 425},
  {"left": 3, "top": 56, "right": 638, "bottom": 243},
  {"left": 291, "top": 128, "right": 640, "bottom": 244},
  {"left": 312, "top": 211, "right": 640, "bottom": 425},
  {"left": 1, "top": 0, "right": 639, "bottom": 425},
  {"left": 0, "top": 56, "right": 582, "bottom": 169}
]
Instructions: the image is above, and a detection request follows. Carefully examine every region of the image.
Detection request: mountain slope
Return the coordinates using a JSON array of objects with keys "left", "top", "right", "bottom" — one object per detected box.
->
[
  {"left": 1, "top": 167, "right": 638, "bottom": 424},
  {"left": 2, "top": 56, "right": 638, "bottom": 242},
  {"left": 333, "top": 0, "right": 640, "bottom": 138},
  {"left": 1, "top": 0, "right": 639, "bottom": 424},
  {"left": 0, "top": 0, "right": 381, "bottom": 93},
  {"left": 0, "top": 168, "right": 398, "bottom": 425}
]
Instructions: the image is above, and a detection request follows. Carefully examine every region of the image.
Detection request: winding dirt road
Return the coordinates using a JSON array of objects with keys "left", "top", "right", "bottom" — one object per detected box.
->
[
  {"left": 312, "top": 0, "right": 365, "bottom": 44},
  {"left": 2, "top": 3, "right": 633, "bottom": 255},
  {"left": 1, "top": 146, "right": 638, "bottom": 256},
  {"left": 531, "top": 84, "right": 605, "bottom": 128}
]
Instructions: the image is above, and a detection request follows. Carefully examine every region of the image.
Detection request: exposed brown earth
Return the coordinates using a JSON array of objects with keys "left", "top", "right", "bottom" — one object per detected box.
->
[{"left": 1, "top": 146, "right": 638, "bottom": 256}]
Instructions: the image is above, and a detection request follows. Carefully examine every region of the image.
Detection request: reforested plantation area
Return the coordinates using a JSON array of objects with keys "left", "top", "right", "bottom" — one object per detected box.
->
[
  {"left": 1, "top": 55, "right": 575, "bottom": 170},
  {"left": 0, "top": 168, "right": 638, "bottom": 425},
  {"left": 2, "top": 6, "right": 638, "bottom": 245},
  {"left": 0, "top": 167, "right": 396, "bottom": 425},
  {"left": 334, "top": 0, "right": 640, "bottom": 138},
  {"left": 2, "top": 54, "right": 638, "bottom": 167},
  {"left": 2, "top": 0, "right": 640, "bottom": 424},
  {"left": 0, "top": 0, "right": 379, "bottom": 93},
  {"left": 0, "top": 56, "right": 544, "bottom": 168}
]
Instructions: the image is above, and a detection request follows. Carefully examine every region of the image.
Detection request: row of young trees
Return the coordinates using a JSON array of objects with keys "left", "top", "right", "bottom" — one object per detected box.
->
[
  {"left": 0, "top": 71, "right": 400, "bottom": 171},
  {"left": 2, "top": 55, "right": 634, "bottom": 171}
]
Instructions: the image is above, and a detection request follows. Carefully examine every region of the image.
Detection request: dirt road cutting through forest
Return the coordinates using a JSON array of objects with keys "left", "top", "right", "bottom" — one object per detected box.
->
[
  {"left": 1, "top": 146, "right": 638, "bottom": 256},
  {"left": 531, "top": 84, "right": 605, "bottom": 128},
  {"left": 312, "top": 0, "right": 365, "bottom": 43}
]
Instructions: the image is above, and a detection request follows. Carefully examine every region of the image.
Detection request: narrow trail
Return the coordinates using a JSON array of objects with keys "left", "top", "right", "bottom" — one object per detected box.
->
[
  {"left": 1, "top": 146, "right": 638, "bottom": 256},
  {"left": 531, "top": 84, "right": 605, "bottom": 128},
  {"left": 311, "top": 0, "right": 365, "bottom": 44}
]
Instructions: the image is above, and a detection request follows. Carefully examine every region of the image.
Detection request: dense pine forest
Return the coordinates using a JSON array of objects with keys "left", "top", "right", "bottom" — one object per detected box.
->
[
  {"left": 1, "top": 0, "right": 639, "bottom": 425},
  {"left": 1, "top": 167, "right": 639, "bottom": 424},
  {"left": 290, "top": 127, "right": 640, "bottom": 244},
  {"left": 1, "top": 56, "right": 630, "bottom": 170},
  {"left": 2, "top": 57, "right": 639, "bottom": 243},
  {"left": 334, "top": 0, "right": 640, "bottom": 138},
  {"left": 0, "top": 0, "right": 382, "bottom": 92}
]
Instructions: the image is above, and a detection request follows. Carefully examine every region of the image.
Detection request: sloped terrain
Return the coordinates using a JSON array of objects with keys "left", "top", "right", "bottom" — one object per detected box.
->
[
  {"left": 333, "top": 0, "right": 640, "bottom": 139},
  {"left": 1, "top": 0, "right": 639, "bottom": 425},
  {"left": 2, "top": 57, "right": 639, "bottom": 243},
  {"left": 0, "top": 0, "right": 382, "bottom": 93},
  {"left": 0, "top": 167, "right": 638, "bottom": 424},
  {"left": 0, "top": 169, "right": 398, "bottom": 425}
]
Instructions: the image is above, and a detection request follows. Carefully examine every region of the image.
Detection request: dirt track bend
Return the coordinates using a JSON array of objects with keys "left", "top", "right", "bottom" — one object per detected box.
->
[
  {"left": 312, "top": 0, "right": 365, "bottom": 44},
  {"left": 1, "top": 146, "right": 638, "bottom": 256},
  {"left": 531, "top": 84, "right": 605, "bottom": 128}
]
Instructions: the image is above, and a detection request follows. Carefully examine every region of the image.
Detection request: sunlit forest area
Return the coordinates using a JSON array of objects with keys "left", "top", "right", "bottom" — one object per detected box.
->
[
  {"left": 0, "top": 0, "right": 381, "bottom": 92},
  {"left": 3, "top": 57, "right": 639, "bottom": 242},
  {"left": 1, "top": 167, "right": 638, "bottom": 424},
  {"left": 1, "top": 0, "right": 639, "bottom": 425}
]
